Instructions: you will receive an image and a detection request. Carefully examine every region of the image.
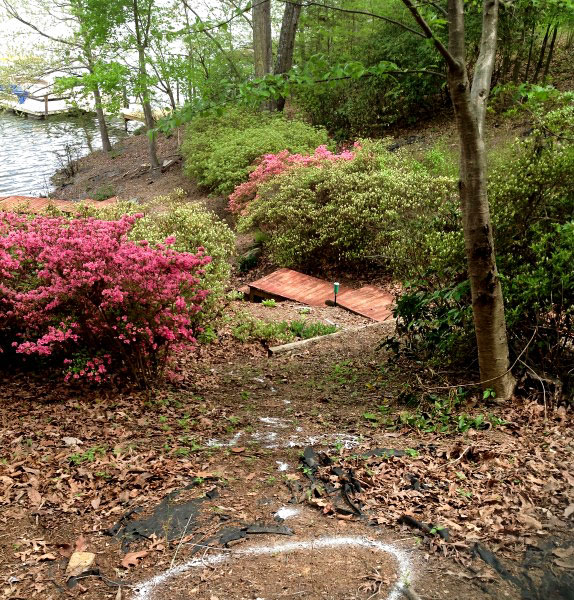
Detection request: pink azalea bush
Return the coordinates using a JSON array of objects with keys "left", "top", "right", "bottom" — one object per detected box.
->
[
  {"left": 228, "top": 144, "right": 359, "bottom": 215},
  {"left": 0, "top": 212, "right": 211, "bottom": 385}
]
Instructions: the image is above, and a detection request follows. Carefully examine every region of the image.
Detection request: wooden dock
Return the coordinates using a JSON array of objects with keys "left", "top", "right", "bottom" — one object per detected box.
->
[{"left": 247, "top": 268, "right": 394, "bottom": 321}]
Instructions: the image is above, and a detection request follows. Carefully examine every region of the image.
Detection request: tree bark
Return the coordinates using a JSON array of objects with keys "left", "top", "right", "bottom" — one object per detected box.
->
[
  {"left": 253, "top": 0, "right": 272, "bottom": 77},
  {"left": 402, "top": 0, "right": 516, "bottom": 399},
  {"left": 524, "top": 20, "right": 536, "bottom": 81},
  {"left": 133, "top": 0, "right": 159, "bottom": 169},
  {"left": 532, "top": 22, "right": 551, "bottom": 83},
  {"left": 93, "top": 84, "right": 112, "bottom": 152},
  {"left": 274, "top": 0, "right": 302, "bottom": 110},
  {"left": 542, "top": 24, "right": 558, "bottom": 82}
]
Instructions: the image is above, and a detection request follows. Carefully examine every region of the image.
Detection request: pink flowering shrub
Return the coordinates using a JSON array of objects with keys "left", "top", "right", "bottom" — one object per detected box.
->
[
  {"left": 228, "top": 144, "right": 358, "bottom": 215},
  {"left": 0, "top": 212, "right": 211, "bottom": 386}
]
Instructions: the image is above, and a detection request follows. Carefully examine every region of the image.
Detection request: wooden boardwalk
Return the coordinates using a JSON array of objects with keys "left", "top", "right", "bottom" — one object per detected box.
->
[
  {"left": 0, "top": 196, "right": 118, "bottom": 213},
  {"left": 248, "top": 268, "right": 394, "bottom": 322}
]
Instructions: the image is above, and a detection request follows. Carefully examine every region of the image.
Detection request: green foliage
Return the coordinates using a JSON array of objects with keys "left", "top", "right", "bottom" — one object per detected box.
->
[
  {"left": 261, "top": 299, "right": 277, "bottom": 307},
  {"left": 231, "top": 315, "right": 336, "bottom": 343},
  {"left": 78, "top": 190, "right": 235, "bottom": 317},
  {"left": 182, "top": 107, "right": 329, "bottom": 195},
  {"left": 239, "top": 140, "right": 458, "bottom": 274},
  {"left": 392, "top": 103, "right": 574, "bottom": 387}
]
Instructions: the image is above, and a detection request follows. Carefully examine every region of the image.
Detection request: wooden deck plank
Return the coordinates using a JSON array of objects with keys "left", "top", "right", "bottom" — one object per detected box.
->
[{"left": 248, "top": 269, "right": 394, "bottom": 321}]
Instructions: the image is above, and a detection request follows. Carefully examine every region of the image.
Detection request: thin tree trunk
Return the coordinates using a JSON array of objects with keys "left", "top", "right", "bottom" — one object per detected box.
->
[
  {"left": 542, "top": 24, "right": 558, "bottom": 82},
  {"left": 452, "top": 0, "right": 515, "bottom": 399},
  {"left": 92, "top": 83, "right": 112, "bottom": 152},
  {"left": 274, "top": 0, "right": 302, "bottom": 111},
  {"left": 402, "top": 0, "right": 516, "bottom": 399},
  {"left": 524, "top": 20, "right": 536, "bottom": 81},
  {"left": 253, "top": 0, "right": 272, "bottom": 77},
  {"left": 533, "top": 22, "right": 551, "bottom": 83},
  {"left": 133, "top": 0, "right": 160, "bottom": 169},
  {"left": 511, "top": 14, "right": 528, "bottom": 83}
]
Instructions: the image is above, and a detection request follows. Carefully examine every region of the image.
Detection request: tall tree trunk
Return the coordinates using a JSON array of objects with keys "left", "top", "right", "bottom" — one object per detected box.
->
[
  {"left": 542, "top": 24, "right": 558, "bottom": 82},
  {"left": 402, "top": 0, "right": 515, "bottom": 399},
  {"left": 524, "top": 20, "right": 536, "bottom": 81},
  {"left": 511, "top": 14, "right": 528, "bottom": 83},
  {"left": 533, "top": 22, "right": 551, "bottom": 83},
  {"left": 92, "top": 82, "right": 112, "bottom": 153},
  {"left": 139, "top": 49, "right": 160, "bottom": 169},
  {"left": 133, "top": 0, "right": 159, "bottom": 169},
  {"left": 274, "top": 0, "right": 302, "bottom": 111},
  {"left": 253, "top": 0, "right": 272, "bottom": 77}
]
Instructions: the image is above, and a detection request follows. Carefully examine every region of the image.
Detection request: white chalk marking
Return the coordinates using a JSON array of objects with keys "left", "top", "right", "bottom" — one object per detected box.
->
[
  {"left": 132, "top": 536, "right": 413, "bottom": 600},
  {"left": 206, "top": 431, "right": 242, "bottom": 447},
  {"left": 276, "top": 461, "right": 290, "bottom": 472},
  {"left": 274, "top": 507, "right": 299, "bottom": 520},
  {"left": 259, "top": 417, "right": 288, "bottom": 427}
]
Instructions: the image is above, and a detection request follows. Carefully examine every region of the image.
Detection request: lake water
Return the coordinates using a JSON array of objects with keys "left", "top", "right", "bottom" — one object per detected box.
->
[{"left": 0, "top": 112, "right": 133, "bottom": 197}]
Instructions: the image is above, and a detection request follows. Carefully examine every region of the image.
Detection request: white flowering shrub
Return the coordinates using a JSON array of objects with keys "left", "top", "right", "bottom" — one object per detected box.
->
[{"left": 239, "top": 140, "right": 460, "bottom": 277}]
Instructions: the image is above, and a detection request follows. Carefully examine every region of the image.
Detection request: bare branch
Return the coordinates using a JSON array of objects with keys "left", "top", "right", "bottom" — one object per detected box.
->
[
  {"left": 280, "top": 0, "right": 428, "bottom": 39},
  {"left": 2, "top": 0, "right": 80, "bottom": 49},
  {"left": 181, "top": 0, "right": 242, "bottom": 78}
]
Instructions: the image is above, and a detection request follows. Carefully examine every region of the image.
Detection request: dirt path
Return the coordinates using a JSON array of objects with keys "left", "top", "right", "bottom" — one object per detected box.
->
[{"left": 2, "top": 314, "right": 573, "bottom": 600}]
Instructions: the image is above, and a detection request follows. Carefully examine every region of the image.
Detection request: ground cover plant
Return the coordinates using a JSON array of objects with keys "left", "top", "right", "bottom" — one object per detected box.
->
[{"left": 0, "top": 212, "right": 211, "bottom": 385}]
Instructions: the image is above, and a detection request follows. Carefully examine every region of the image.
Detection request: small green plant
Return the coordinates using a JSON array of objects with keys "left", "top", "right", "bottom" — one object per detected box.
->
[
  {"left": 262, "top": 299, "right": 277, "bottom": 307},
  {"left": 330, "top": 360, "right": 357, "bottom": 385},
  {"left": 92, "top": 184, "right": 115, "bottom": 201},
  {"left": 69, "top": 446, "right": 106, "bottom": 465}
]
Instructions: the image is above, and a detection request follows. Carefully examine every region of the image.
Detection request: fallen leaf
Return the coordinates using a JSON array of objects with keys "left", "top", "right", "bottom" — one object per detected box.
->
[
  {"left": 555, "top": 557, "right": 574, "bottom": 570},
  {"left": 75, "top": 535, "right": 88, "bottom": 552},
  {"left": 121, "top": 550, "right": 149, "bottom": 568},
  {"left": 66, "top": 552, "right": 96, "bottom": 577},
  {"left": 62, "top": 437, "right": 83, "bottom": 447},
  {"left": 27, "top": 488, "right": 42, "bottom": 506},
  {"left": 518, "top": 514, "right": 542, "bottom": 530},
  {"left": 37, "top": 553, "right": 57, "bottom": 561},
  {"left": 553, "top": 547, "right": 574, "bottom": 559},
  {"left": 245, "top": 472, "right": 256, "bottom": 481},
  {"left": 230, "top": 447, "right": 245, "bottom": 453}
]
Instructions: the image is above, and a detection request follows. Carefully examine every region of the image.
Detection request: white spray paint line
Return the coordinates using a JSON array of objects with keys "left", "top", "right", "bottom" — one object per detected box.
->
[
  {"left": 276, "top": 461, "right": 290, "bottom": 472},
  {"left": 131, "top": 536, "right": 414, "bottom": 600},
  {"left": 259, "top": 417, "right": 288, "bottom": 428},
  {"left": 274, "top": 506, "right": 300, "bottom": 520},
  {"left": 206, "top": 431, "right": 242, "bottom": 448}
]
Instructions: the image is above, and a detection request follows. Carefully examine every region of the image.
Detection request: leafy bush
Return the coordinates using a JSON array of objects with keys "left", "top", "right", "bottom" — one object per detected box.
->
[
  {"left": 393, "top": 104, "right": 574, "bottom": 388},
  {"left": 229, "top": 144, "right": 357, "bottom": 215},
  {"left": 75, "top": 190, "right": 235, "bottom": 317},
  {"left": 182, "top": 106, "right": 329, "bottom": 195},
  {"left": 0, "top": 213, "right": 210, "bottom": 385},
  {"left": 239, "top": 140, "right": 458, "bottom": 274}
]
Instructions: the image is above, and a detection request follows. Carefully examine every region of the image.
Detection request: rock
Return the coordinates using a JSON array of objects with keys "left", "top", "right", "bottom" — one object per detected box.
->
[{"left": 65, "top": 551, "right": 96, "bottom": 578}]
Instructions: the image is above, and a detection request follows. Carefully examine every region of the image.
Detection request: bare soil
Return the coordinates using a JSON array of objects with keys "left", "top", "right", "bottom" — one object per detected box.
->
[{"left": 1, "top": 316, "right": 573, "bottom": 600}]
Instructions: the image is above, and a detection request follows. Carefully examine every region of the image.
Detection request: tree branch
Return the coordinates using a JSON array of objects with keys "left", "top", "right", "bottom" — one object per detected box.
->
[
  {"left": 280, "top": 0, "right": 428, "bottom": 39},
  {"left": 470, "top": 0, "right": 500, "bottom": 134},
  {"left": 400, "top": 0, "right": 458, "bottom": 70},
  {"left": 181, "top": 0, "right": 242, "bottom": 78}
]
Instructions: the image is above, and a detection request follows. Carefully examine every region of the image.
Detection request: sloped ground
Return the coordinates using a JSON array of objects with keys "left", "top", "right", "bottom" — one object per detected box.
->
[{"left": 1, "top": 316, "right": 573, "bottom": 600}]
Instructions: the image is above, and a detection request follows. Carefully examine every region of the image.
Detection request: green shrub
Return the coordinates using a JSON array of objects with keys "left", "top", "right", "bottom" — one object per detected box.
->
[
  {"left": 239, "top": 140, "right": 458, "bottom": 275},
  {"left": 231, "top": 315, "right": 337, "bottom": 343},
  {"left": 182, "top": 106, "right": 329, "bottom": 195},
  {"left": 393, "top": 104, "right": 574, "bottom": 388},
  {"left": 76, "top": 190, "right": 235, "bottom": 317}
]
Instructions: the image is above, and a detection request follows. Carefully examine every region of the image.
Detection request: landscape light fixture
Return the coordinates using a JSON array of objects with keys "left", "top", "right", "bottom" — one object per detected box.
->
[{"left": 333, "top": 282, "right": 340, "bottom": 306}]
